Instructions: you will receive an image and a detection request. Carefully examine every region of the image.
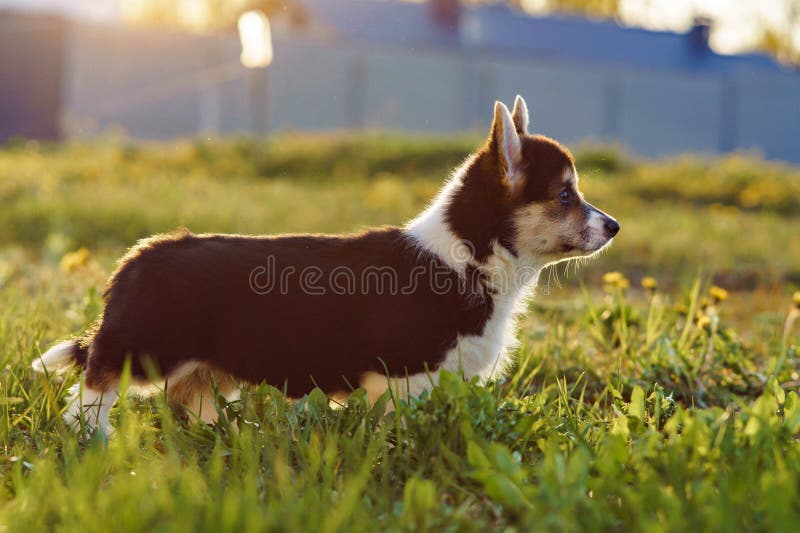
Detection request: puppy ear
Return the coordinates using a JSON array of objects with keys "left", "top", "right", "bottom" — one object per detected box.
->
[
  {"left": 490, "top": 101, "right": 521, "bottom": 179},
  {"left": 511, "top": 95, "right": 529, "bottom": 135}
]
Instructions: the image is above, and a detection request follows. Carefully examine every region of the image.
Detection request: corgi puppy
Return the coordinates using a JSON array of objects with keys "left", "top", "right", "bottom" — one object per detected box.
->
[{"left": 33, "top": 96, "right": 619, "bottom": 434}]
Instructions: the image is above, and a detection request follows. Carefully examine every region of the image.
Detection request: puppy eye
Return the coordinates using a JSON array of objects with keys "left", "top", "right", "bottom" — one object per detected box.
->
[{"left": 559, "top": 188, "right": 571, "bottom": 204}]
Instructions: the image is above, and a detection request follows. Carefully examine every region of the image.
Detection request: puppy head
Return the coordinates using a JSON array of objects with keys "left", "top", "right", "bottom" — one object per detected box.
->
[
  {"left": 492, "top": 96, "right": 619, "bottom": 263},
  {"left": 445, "top": 96, "right": 618, "bottom": 266}
]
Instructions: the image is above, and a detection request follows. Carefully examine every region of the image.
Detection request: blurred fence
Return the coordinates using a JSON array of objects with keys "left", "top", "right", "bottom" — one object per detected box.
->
[{"left": 3, "top": 13, "right": 800, "bottom": 162}]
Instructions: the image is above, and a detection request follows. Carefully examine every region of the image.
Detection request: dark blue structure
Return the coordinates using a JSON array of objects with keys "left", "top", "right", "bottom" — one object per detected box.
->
[
  {"left": 295, "top": 0, "right": 799, "bottom": 162},
  {"left": 2, "top": 2, "right": 797, "bottom": 162}
]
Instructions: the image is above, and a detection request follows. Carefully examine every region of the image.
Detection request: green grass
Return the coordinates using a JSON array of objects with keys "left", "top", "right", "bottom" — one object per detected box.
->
[{"left": 1, "top": 135, "right": 800, "bottom": 530}]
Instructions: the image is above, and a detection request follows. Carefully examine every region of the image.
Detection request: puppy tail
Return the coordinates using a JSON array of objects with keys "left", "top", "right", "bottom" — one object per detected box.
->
[{"left": 32, "top": 339, "right": 88, "bottom": 374}]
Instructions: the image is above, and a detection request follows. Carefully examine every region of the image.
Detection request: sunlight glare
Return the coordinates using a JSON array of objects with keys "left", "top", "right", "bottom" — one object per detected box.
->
[{"left": 238, "top": 10, "right": 273, "bottom": 69}]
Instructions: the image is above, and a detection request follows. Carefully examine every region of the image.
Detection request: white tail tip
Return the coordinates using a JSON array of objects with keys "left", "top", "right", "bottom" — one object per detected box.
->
[{"left": 32, "top": 340, "right": 76, "bottom": 374}]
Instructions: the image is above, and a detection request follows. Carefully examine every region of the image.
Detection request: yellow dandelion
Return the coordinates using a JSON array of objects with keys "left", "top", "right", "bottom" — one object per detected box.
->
[
  {"left": 675, "top": 304, "right": 689, "bottom": 315},
  {"left": 603, "top": 271, "right": 630, "bottom": 289},
  {"left": 710, "top": 285, "right": 728, "bottom": 304},
  {"left": 794, "top": 291, "right": 800, "bottom": 309},
  {"left": 60, "top": 247, "right": 91, "bottom": 272},
  {"left": 697, "top": 315, "right": 712, "bottom": 329},
  {"left": 641, "top": 277, "right": 658, "bottom": 291}
]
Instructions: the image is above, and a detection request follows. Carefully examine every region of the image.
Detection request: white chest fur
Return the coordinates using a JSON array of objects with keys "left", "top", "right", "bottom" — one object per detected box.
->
[{"left": 358, "top": 276, "right": 535, "bottom": 403}]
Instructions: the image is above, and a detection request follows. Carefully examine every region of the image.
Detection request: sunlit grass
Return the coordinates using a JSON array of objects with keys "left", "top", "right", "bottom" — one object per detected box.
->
[{"left": 2, "top": 267, "right": 799, "bottom": 529}]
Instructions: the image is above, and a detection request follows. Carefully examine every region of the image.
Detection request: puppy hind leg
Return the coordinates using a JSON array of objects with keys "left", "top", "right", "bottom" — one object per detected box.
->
[
  {"left": 167, "top": 365, "right": 239, "bottom": 425},
  {"left": 63, "top": 372, "right": 119, "bottom": 436}
]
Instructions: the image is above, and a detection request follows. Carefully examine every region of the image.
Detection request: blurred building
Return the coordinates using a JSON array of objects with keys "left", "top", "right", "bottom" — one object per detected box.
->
[{"left": 1, "top": 1, "right": 799, "bottom": 162}]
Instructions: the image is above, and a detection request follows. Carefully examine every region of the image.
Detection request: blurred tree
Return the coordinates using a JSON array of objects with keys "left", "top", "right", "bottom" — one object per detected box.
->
[
  {"left": 755, "top": 0, "right": 800, "bottom": 66},
  {"left": 515, "top": 0, "right": 619, "bottom": 18}
]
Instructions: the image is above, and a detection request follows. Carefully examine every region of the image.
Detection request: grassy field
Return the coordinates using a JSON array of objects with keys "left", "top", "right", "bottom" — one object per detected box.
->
[{"left": 1, "top": 135, "right": 800, "bottom": 530}]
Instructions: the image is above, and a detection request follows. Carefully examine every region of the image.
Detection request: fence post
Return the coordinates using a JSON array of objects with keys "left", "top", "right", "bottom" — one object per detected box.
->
[{"left": 718, "top": 76, "right": 738, "bottom": 154}]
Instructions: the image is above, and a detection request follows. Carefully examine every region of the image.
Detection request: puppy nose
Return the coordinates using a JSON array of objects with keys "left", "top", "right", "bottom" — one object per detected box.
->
[{"left": 604, "top": 218, "right": 620, "bottom": 237}]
